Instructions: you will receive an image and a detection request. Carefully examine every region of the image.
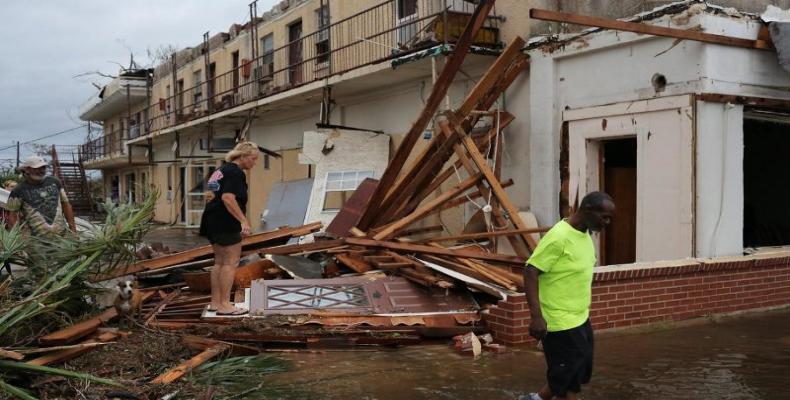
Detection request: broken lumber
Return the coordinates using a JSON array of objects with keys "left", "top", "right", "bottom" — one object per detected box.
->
[
  {"left": 529, "top": 8, "right": 774, "bottom": 51},
  {"left": 0, "top": 348, "right": 23, "bottom": 361},
  {"left": 345, "top": 238, "right": 525, "bottom": 265},
  {"left": 39, "top": 291, "right": 155, "bottom": 346},
  {"left": 92, "top": 223, "right": 322, "bottom": 282},
  {"left": 151, "top": 343, "right": 229, "bottom": 384},
  {"left": 417, "top": 227, "right": 550, "bottom": 244},
  {"left": 335, "top": 253, "right": 373, "bottom": 273},
  {"left": 357, "top": 0, "right": 497, "bottom": 230},
  {"left": 28, "top": 332, "right": 119, "bottom": 366}
]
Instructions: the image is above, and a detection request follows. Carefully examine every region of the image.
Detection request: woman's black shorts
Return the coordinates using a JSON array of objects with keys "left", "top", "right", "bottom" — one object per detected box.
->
[{"left": 205, "top": 231, "right": 242, "bottom": 246}]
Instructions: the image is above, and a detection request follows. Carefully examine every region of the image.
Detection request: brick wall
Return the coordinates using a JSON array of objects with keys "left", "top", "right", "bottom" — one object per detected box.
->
[{"left": 484, "top": 252, "right": 790, "bottom": 345}]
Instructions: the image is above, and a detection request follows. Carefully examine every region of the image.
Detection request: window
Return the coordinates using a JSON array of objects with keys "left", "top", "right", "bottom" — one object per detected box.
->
[
  {"left": 193, "top": 70, "right": 203, "bottom": 107},
  {"left": 231, "top": 51, "right": 240, "bottom": 91},
  {"left": 176, "top": 79, "right": 185, "bottom": 113},
  {"left": 316, "top": 6, "right": 330, "bottom": 64},
  {"left": 259, "top": 34, "right": 274, "bottom": 77},
  {"left": 322, "top": 170, "right": 374, "bottom": 211},
  {"left": 125, "top": 173, "right": 136, "bottom": 204}
]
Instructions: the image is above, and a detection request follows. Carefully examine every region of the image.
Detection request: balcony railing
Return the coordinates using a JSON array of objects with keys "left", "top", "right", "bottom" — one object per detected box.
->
[
  {"left": 143, "top": 0, "right": 500, "bottom": 134},
  {"left": 79, "top": 127, "right": 126, "bottom": 163}
]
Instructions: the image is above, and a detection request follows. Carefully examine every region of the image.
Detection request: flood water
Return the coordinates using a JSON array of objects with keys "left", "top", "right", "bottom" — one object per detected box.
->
[{"left": 267, "top": 309, "right": 790, "bottom": 400}]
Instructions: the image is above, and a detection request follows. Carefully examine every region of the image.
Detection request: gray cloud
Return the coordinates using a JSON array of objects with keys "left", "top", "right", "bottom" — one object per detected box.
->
[{"left": 0, "top": 0, "right": 277, "bottom": 162}]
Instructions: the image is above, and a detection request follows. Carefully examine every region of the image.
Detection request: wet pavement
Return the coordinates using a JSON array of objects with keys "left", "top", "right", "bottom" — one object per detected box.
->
[
  {"left": 266, "top": 309, "right": 790, "bottom": 400},
  {"left": 140, "top": 227, "right": 790, "bottom": 399}
]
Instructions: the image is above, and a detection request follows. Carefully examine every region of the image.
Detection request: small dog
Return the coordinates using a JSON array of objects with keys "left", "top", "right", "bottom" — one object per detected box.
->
[{"left": 113, "top": 280, "right": 142, "bottom": 322}]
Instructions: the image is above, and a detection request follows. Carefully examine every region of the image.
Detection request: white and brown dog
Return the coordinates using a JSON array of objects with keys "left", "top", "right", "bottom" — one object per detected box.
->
[{"left": 113, "top": 280, "right": 142, "bottom": 322}]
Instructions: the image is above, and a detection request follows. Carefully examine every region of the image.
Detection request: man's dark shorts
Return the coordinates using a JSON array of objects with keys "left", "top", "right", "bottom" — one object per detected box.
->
[
  {"left": 205, "top": 231, "right": 242, "bottom": 246},
  {"left": 543, "top": 319, "right": 593, "bottom": 396}
]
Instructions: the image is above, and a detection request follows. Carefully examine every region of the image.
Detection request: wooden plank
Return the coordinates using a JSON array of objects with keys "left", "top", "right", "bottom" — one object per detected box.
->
[
  {"left": 396, "top": 225, "right": 444, "bottom": 237},
  {"left": 529, "top": 8, "right": 774, "bottom": 51},
  {"left": 446, "top": 112, "right": 539, "bottom": 251},
  {"left": 28, "top": 332, "right": 119, "bottom": 366},
  {"left": 38, "top": 291, "right": 155, "bottom": 346},
  {"left": 335, "top": 253, "right": 373, "bottom": 273},
  {"left": 392, "top": 116, "right": 514, "bottom": 222},
  {"left": 345, "top": 238, "right": 525, "bottom": 265},
  {"left": 144, "top": 289, "right": 181, "bottom": 326},
  {"left": 456, "top": 36, "right": 526, "bottom": 116},
  {"left": 438, "top": 119, "right": 530, "bottom": 257},
  {"left": 151, "top": 344, "right": 229, "bottom": 384},
  {"left": 375, "top": 132, "right": 460, "bottom": 225},
  {"left": 432, "top": 179, "right": 514, "bottom": 214},
  {"left": 262, "top": 239, "right": 346, "bottom": 255},
  {"left": 0, "top": 349, "right": 23, "bottom": 361},
  {"left": 92, "top": 223, "right": 322, "bottom": 282},
  {"left": 181, "top": 335, "right": 260, "bottom": 356},
  {"left": 325, "top": 178, "right": 379, "bottom": 237},
  {"left": 417, "top": 227, "right": 550, "bottom": 243},
  {"left": 696, "top": 93, "right": 790, "bottom": 109},
  {"left": 356, "top": 0, "right": 497, "bottom": 230},
  {"left": 373, "top": 174, "right": 483, "bottom": 240}
]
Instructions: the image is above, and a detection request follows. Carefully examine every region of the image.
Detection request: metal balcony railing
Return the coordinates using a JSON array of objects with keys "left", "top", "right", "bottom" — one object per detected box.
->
[
  {"left": 142, "top": 0, "right": 500, "bottom": 134},
  {"left": 79, "top": 127, "right": 126, "bottom": 163}
]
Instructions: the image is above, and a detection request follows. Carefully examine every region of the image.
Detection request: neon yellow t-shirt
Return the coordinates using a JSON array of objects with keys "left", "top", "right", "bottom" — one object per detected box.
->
[{"left": 526, "top": 220, "right": 596, "bottom": 332}]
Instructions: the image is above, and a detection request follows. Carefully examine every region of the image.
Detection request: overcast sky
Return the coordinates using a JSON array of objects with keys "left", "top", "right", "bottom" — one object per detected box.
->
[{"left": 0, "top": 1, "right": 278, "bottom": 164}]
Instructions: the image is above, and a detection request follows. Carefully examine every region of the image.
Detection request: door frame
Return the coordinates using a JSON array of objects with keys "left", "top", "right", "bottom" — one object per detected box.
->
[{"left": 563, "top": 95, "right": 695, "bottom": 264}]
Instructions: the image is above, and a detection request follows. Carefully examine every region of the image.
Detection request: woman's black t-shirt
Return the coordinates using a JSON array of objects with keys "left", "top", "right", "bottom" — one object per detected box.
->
[{"left": 199, "top": 162, "right": 248, "bottom": 236}]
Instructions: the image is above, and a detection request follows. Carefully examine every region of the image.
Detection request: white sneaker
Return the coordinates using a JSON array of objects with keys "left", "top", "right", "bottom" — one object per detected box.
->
[{"left": 516, "top": 394, "right": 542, "bottom": 400}]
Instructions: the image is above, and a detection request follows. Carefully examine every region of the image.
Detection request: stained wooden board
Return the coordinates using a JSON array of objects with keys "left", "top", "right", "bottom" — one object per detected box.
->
[
  {"left": 151, "top": 344, "right": 230, "bottom": 384},
  {"left": 39, "top": 291, "right": 155, "bottom": 346},
  {"left": 28, "top": 332, "right": 119, "bottom": 366},
  {"left": 325, "top": 178, "right": 379, "bottom": 237},
  {"left": 92, "top": 223, "right": 322, "bottom": 282},
  {"left": 345, "top": 238, "right": 525, "bottom": 265}
]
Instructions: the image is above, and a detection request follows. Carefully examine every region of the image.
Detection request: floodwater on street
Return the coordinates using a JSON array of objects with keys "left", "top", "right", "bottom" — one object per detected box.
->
[{"left": 266, "top": 309, "right": 790, "bottom": 400}]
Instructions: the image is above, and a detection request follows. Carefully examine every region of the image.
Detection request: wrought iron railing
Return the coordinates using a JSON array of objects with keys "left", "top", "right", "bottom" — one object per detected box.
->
[
  {"left": 79, "top": 127, "right": 125, "bottom": 162},
  {"left": 143, "top": 0, "right": 500, "bottom": 134}
]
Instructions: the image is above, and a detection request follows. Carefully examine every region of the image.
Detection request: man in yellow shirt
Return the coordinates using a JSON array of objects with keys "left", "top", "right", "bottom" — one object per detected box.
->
[{"left": 522, "top": 191, "right": 615, "bottom": 400}]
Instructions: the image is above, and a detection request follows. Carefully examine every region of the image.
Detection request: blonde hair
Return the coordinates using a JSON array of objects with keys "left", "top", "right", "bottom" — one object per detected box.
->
[{"left": 225, "top": 141, "right": 260, "bottom": 162}]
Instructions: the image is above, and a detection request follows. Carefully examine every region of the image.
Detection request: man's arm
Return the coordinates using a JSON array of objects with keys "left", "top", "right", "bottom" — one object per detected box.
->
[
  {"left": 525, "top": 265, "right": 547, "bottom": 340},
  {"left": 62, "top": 201, "right": 76, "bottom": 232}
]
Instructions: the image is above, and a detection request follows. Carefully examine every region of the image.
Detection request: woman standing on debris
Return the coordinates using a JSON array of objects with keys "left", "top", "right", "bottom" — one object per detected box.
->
[{"left": 200, "top": 141, "right": 260, "bottom": 315}]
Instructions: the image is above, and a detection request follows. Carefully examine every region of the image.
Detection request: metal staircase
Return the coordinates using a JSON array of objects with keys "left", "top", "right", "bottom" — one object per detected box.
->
[{"left": 50, "top": 145, "right": 94, "bottom": 216}]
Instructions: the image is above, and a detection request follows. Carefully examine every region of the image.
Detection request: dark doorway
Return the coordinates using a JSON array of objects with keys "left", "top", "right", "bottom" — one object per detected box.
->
[
  {"left": 601, "top": 138, "right": 637, "bottom": 265},
  {"left": 231, "top": 51, "right": 240, "bottom": 92},
  {"left": 179, "top": 167, "right": 186, "bottom": 224},
  {"left": 288, "top": 20, "right": 303, "bottom": 85},
  {"left": 743, "top": 117, "right": 790, "bottom": 247}
]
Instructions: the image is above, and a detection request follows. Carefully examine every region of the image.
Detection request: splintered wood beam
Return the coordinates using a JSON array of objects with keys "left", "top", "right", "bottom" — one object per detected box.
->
[
  {"left": 391, "top": 114, "right": 515, "bottom": 222},
  {"left": 376, "top": 132, "right": 460, "bottom": 225},
  {"left": 445, "top": 112, "right": 539, "bottom": 251},
  {"left": 431, "top": 179, "right": 514, "bottom": 215},
  {"left": 529, "top": 8, "right": 774, "bottom": 51},
  {"left": 261, "top": 239, "right": 346, "bottom": 255},
  {"left": 151, "top": 344, "right": 229, "bottom": 384},
  {"left": 466, "top": 54, "right": 529, "bottom": 132},
  {"left": 345, "top": 238, "right": 525, "bottom": 265},
  {"left": 457, "top": 36, "right": 527, "bottom": 116},
  {"left": 28, "top": 332, "right": 119, "bottom": 366},
  {"left": 417, "top": 227, "right": 550, "bottom": 244},
  {"left": 396, "top": 225, "right": 444, "bottom": 237},
  {"left": 437, "top": 119, "right": 530, "bottom": 258},
  {"left": 373, "top": 174, "right": 483, "bottom": 240},
  {"left": 335, "top": 253, "right": 373, "bottom": 273},
  {"left": 92, "top": 223, "right": 322, "bottom": 281},
  {"left": 356, "top": 0, "right": 497, "bottom": 230}
]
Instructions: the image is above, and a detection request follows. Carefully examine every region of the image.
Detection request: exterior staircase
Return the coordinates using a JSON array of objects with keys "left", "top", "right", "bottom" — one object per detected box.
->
[{"left": 50, "top": 146, "right": 95, "bottom": 216}]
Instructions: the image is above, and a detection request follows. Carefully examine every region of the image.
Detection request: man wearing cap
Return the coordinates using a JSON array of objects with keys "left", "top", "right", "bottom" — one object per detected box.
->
[{"left": 6, "top": 155, "right": 76, "bottom": 236}]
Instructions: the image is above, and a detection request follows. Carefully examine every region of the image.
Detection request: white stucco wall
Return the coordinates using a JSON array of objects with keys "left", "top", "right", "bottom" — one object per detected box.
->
[
  {"left": 520, "top": 10, "right": 790, "bottom": 261},
  {"left": 300, "top": 129, "right": 390, "bottom": 231}
]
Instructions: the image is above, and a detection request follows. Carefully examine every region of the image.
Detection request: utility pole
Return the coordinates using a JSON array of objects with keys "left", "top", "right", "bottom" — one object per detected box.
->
[{"left": 15, "top": 141, "right": 20, "bottom": 169}]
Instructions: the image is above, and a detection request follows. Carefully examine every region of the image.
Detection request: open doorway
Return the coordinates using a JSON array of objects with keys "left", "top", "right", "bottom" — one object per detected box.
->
[
  {"left": 743, "top": 116, "right": 790, "bottom": 248},
  {"left": 600, "top": 138, "right": 637, "bottom": 265}
]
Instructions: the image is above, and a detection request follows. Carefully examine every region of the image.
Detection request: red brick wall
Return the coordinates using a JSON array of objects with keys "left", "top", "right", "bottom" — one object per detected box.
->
[{"left": 485, "top": 254, "right": 790, "bottom": 345}]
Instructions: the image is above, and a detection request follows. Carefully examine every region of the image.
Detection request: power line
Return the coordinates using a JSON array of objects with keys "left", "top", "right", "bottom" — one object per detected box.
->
[{"left": 0, "top": 124, "right": 88, "bottom": 152}]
